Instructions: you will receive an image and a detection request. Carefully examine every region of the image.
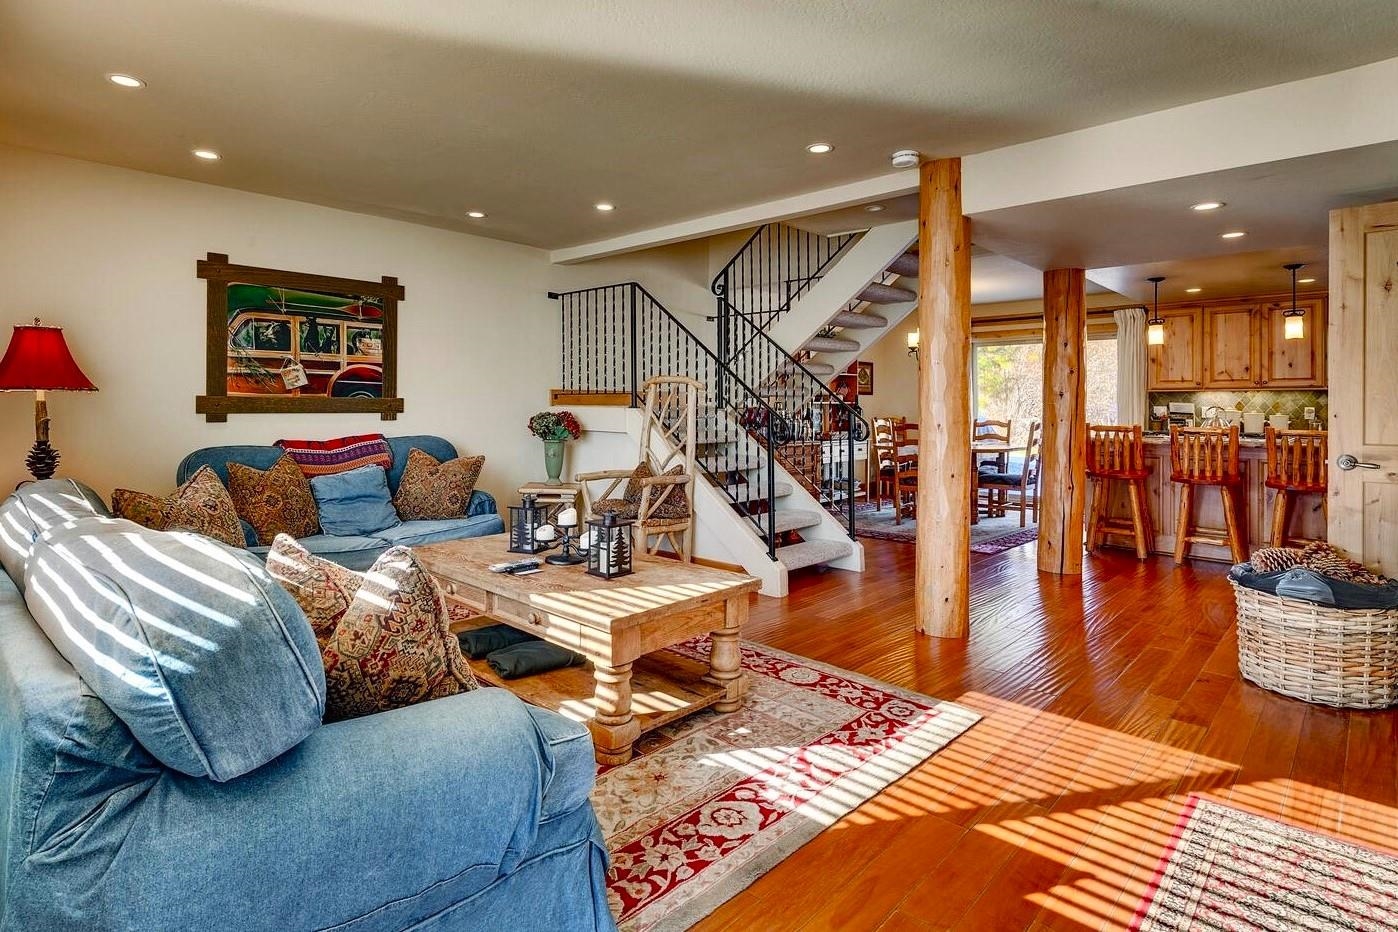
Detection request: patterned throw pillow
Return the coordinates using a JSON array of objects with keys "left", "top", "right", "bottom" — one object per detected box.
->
[
  {"left": 111, "top": 466, "right": 244, "bottom": 547},
  {"left": 265, "top": 534, "right": 362, "bottom": 646},
  {"left": 622, "top": 462, "right": 654, "bottom": 502},
  {"left": 320, "top": 546, "right": 478, "bottom": 722},
  {"left": 392, "top": 448, "right": 484, "bottom": 521},
  {"left": 648, "top": 465, "right": 690, "bottom": 520},
  {"left": 608, "top": 462, "right": 688, "bottom": 520},
  {"left": 275, "top": 434, "right": 393, "bottom": 477},
  {"left": 227, "top": 454, "right": 320, "bottom": 546}
]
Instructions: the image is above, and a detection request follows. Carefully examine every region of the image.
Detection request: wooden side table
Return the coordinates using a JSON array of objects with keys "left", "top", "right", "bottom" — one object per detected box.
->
[{"left": 518, "top": 481, "right": 581, "bottom": 522}]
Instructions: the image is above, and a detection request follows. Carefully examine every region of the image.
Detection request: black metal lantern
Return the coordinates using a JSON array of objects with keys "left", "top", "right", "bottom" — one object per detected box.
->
[
  {"left": 507, "top": 494, "right": 548, "bottom": 554},
  {"left": 585, "top": 511, "right": 633, "bottom": 579}
]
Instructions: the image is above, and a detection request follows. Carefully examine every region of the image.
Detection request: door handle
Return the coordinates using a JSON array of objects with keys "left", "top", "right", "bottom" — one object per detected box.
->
[{"left": 1337, "top": 454, "right": 1380, "bottom": 471}]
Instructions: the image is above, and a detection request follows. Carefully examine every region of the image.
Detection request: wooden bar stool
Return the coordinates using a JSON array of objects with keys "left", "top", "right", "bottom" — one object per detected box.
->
[
  {"left": 1264, "top": 426, "right": 1329, "bottom": 547},
  {"left": 1086, "top": 424, "right": 1153, "bottom": 560},
  {"left": 1170, "top": 425, "right": 1246, "bottom": 565}
]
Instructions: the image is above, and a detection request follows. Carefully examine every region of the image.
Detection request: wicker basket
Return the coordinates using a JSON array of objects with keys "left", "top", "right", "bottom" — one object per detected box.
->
[{"left": 1231, "top": 579, "right": 1398, "bottom": 709}]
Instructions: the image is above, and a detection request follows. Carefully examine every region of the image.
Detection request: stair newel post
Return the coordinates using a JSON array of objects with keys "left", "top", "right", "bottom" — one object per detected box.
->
[
  {"left": 628, "top": 283, "right": 639, "bottom": 408},
  {"left": 765, "top": 407, "right": 777, "bottom": 560}
]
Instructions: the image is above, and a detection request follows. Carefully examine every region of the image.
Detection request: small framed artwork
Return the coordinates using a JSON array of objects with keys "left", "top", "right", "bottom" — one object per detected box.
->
[
  {"left": 195, "top": 253, "right": 405, "bottom": 422},
  {"left": 856, "top": 361, "right": 874, "bottom": 395}
]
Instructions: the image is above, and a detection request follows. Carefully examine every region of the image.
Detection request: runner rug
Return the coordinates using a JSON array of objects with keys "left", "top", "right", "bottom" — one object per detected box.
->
[
  {"left": 1132, "top": 795, "right": 1398, "bottom": 931},
  {"left": 592, "top": 639, "right": 980, "bottom": 931}
]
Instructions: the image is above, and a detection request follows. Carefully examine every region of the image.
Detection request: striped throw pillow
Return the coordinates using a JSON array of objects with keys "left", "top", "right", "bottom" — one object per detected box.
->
[{"left": 275, "top": 433, "right": 392, "bottom": 477}]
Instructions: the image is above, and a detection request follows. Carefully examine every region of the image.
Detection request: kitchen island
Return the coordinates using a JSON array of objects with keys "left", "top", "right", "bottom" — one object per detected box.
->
[{"left": 1085, "top": 434, "right": 1327, "bottom": 562}]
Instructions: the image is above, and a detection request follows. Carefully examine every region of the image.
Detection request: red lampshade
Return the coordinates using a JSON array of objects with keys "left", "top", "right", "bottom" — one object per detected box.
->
[{"left": 0, "top": 321, "right": 97, "bottom": 392}]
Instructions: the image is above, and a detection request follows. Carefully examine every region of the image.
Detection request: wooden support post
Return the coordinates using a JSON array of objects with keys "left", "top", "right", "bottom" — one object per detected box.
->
[
  {"left": 915, "top": 158, "right": 972, "bottom": 638},
  {"left": 1038, "top": 268, "right": 1087, "bottom": 575}
]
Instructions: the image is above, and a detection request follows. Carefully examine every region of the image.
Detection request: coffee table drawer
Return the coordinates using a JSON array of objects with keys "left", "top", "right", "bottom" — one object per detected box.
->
[{"left": 439, "top": 581, "right": 585, "bottom": 652}]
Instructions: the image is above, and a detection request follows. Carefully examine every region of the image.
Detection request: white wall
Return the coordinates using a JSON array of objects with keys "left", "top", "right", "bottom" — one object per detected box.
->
[{"left": 0, "top": 145, "right": 558, "bottom": 505}]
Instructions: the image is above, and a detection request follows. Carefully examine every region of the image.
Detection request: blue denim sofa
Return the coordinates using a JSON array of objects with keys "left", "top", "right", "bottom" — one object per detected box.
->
[
  {"left": 0, "top": 480, "right": 616, "bottom": 931},
  {"left": 178, "top": 435, "right": 505, "bottom": 570}
]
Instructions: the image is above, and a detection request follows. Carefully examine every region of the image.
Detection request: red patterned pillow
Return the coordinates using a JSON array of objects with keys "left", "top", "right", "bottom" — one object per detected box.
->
[
  {"left": 265, "top": 534, "right": 362, "bottom": 646},
  {"left": 320, "top": 546, "right": 478, "bottom": 722},
  {"left": 112, "top": 466, "right": 244, "bottom": 547},
  {"left": 275, "top": 433, "right": 392, "bottom": 477},
  {"left": 392, "top": 448, "right": 484, "bottom": 520},
  {"left": 227, "top": 454, "right": 321, "bottom": 545}
]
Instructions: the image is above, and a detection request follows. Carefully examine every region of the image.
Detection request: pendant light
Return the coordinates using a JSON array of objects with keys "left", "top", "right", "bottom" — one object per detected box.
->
[
  {"left": 1282, "top": 263, "right": 1305, "bottom": 340},
  {"left": 1146, "top": 276, "right": 1166, "bottom": 346}
]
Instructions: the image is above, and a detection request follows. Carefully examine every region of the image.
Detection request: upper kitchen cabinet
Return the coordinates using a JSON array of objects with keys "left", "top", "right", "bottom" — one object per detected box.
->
[
  {"left": 1203, "top": 303, "right": 1259, "bottom": 388},
  {"left": 1147, "top": 306, "right": 1204, "bottom": 389},
  {"left": 1258, "top": 297, "right": 1326, "bottom": 388}
]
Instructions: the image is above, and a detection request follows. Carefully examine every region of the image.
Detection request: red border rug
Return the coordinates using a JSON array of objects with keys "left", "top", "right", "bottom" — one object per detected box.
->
[
  {"left": 1132, "top": 795, "right": 1398, "bottom": 931},
  {"left": 592, "top": 639, "right": 979, "bottom": 931}
]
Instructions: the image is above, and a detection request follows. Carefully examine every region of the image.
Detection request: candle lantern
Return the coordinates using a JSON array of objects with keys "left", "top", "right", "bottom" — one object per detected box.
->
[
  {"left": 585, "top": 511, "right": 633, "bottom": 579},
  {"left": 507, "top": 494, "right": 547, "bottom": 554}
]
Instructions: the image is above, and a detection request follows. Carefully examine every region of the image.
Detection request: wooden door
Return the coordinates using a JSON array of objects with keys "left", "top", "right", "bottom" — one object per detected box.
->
[
  {"left": 1258, "top": 297, "right": 1326, "bottom": 388},
  {"left": 1147, "top": 306, "right": 1203, "bottom": 390},
  {"left": 1329, "top": 203, "right": 1398, "bottom": 573},
  {"left": 1203, "top": 303, "right": 1258, "bottom": 388}
]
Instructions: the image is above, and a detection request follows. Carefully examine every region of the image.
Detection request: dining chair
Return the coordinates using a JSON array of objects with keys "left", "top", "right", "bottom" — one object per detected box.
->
[
  {"left": 870, "top": 417, "right": 905, "bottom": 510},
  {"left": 973, "top": 417, "right": 1013, "bottom": 514},
  {"left": 977, "top": 420, "right": 1040, "bottom": 526},
  {"left": 1170, "top": 425, "right": 1245, "bottom": 564},
  {"left": 1086, "top": 424, "right": 1153, "bottom": 559}
]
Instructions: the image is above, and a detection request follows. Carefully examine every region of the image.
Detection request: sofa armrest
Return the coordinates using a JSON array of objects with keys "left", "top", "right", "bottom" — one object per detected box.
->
[
  {"left": 466, "top": 489, "right": 498, "bottom": 517},
  {"left": 133, "top": 689, "right": 597, "bottom": 930}
]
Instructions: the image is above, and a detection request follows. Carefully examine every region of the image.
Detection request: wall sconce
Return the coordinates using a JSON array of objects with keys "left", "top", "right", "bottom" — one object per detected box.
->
[{"left": 906, "top": 328, "right": 920, "bottom": 361}]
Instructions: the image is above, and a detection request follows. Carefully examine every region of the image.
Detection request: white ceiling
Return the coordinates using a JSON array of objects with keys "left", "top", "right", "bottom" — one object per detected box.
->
[{"left": 5, "top": 0, "right": 1398, "bottom": 249}]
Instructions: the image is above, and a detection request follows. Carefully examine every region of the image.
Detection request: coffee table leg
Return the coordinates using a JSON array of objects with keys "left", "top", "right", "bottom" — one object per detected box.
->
[
  {"left": 708, "top": 597, "right": 748, "bottom": 713},
  {"left": 589, "top": 662, "right": 641, "bottom": 766}
]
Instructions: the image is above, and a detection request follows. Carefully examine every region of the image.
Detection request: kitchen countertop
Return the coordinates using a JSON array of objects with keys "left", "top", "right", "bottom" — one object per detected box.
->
[{"left": 1142, "top": 432, "right": 1267, "bottom": 448}]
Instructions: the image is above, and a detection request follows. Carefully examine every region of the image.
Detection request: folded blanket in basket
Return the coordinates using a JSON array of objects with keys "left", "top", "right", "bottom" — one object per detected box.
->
[
  {"left": 486, "top": 641, "right": 587, "bottom": 679},
  {"left": 1231, "top": 564, "right": 1398, "bottom": 610},
  {"left": 457, "top": 623, "right": 538, "bottom": 659}
]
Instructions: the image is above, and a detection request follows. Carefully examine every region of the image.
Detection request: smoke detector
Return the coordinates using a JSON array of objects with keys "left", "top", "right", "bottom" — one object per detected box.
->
[{"left": 890, "top": 149, "right": 920, "bottom": 169}]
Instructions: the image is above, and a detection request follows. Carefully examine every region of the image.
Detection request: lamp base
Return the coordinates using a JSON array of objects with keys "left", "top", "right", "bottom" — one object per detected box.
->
[{"left": 25, "top": 440, "right": 59, "bottom": 481}]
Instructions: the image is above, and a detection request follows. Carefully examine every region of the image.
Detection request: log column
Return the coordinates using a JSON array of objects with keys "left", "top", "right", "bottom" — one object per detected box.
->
[
  {"left": 1038, "top": 268, "right": 1087, "bottom": 575},
  {"left": 916, "top": 158, "right": 972, "bottom": 637}
]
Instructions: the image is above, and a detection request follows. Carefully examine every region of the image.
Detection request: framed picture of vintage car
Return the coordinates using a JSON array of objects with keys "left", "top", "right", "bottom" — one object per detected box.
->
[{"left": 195, "top": 253, "right": 404, "bottom": 421}]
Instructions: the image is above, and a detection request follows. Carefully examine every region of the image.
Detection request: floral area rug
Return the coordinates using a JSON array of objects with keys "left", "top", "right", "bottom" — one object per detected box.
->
[
  {"left": 1132, "top": 796, "right": 1398, "bottom": 931},
  {"left": 593, "top": 639, "right": 980, "bottom": 931},
  {"left": 854, "top": 502, "right": 1038, "bottom": 554}
]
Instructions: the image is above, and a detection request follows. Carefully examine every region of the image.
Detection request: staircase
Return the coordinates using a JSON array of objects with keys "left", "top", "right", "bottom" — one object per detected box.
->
[{"left": 550, "top": 283, "right": 863, "bottom": 596}]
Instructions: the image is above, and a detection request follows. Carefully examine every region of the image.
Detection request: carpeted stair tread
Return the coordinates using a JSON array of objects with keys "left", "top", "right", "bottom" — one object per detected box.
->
[
  {"left": 773, "top": 360, "right": 836, "bottom": 376},
  {"left": 886, "top": 252, "right": 919, "bottom": 277},
  {"left": 777, "top": 538, "right": 854, "bottom": 571},
  {"left": 859, "top": 282, "right": 916, "bottom": 304},
  {"left": 802, "top": 335, "right": 861, "bottom": 354},
  {"left": 830, "top": 310, "right": 888, "bottom": 329},
  {"left": 725, "top": 480, "right": 793, "bottom": 504},
  {"left": 769, "top": 509, "right": 825, "bottom": 535}
]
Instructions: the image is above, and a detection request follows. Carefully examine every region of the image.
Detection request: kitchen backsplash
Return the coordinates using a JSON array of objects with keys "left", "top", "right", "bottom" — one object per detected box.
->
[{"left": 1149, "top": 390, "right": 1328, "bottom": 430}]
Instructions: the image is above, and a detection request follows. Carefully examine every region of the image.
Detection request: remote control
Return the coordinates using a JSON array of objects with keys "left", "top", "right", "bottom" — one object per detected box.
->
[{"left": 489, "top": 559, "right": 542, "bottom": 574}]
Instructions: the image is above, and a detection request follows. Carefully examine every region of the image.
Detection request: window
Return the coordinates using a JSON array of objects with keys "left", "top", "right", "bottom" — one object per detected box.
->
[{"left": 972, "top": 335, "right": 1119, "bottom": 440}]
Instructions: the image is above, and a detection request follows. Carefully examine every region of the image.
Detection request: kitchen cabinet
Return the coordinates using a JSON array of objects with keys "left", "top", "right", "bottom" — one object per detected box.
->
[
  {"left": 1147, "top": 306, "right": 1204, "bottom": 389},
  {"left": 1148, "top": 297, "right": 1327, "bottom": 391}
]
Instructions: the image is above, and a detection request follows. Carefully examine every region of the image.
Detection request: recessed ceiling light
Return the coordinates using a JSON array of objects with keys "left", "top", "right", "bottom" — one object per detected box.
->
[
  {"left": 107, "top": 73, "right": 145, "bottom": 88},
  {"left": 466, "top": 210, "right": 487, "bottom": 219},
  {"left": 192, "top": 148, "right": 221, "bottom": 161},
  {"left": 594, "top": 202, "right": 615, "bottom": 212},
  {"left": 1298, "top": 277, "right": 1316, "bottom": 284},
  {"left": 806, "top": 143, "right": 834, "bottom": 155},
  {"left": 1220, "top": 230, "right": 1246, "bottom": 239},
  {"left": 864, "top": 204, "right": 885, "bottom": 212},
  {"left": 1186, "top": 287, "right": 1202, "bottom": 293},
  {"left": 1190, "top": 201, "right": 1225, "bottom": 211}
]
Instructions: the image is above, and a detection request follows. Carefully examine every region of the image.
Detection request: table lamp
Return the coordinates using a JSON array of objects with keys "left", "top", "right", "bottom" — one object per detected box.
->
[{"left": 0, "top": 319, "right": 97, "bottom": 480}]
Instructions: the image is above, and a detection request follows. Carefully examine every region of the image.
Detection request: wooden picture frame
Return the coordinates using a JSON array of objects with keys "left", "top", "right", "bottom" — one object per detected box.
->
[
  {"left": 856, "top": 360, "right": 874, "bottom": 395},
  {"left": 195, "top": 253, "right": 405, "bottom": 422}
]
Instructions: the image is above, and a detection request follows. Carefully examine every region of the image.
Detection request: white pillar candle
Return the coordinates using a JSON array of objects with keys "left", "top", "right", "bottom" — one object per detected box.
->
[
  {"left": 556, "top": 507, "right": 579, "bottom": 528},
  {"left": 533, "top": 524, "right": 557, "bottom": 542}
]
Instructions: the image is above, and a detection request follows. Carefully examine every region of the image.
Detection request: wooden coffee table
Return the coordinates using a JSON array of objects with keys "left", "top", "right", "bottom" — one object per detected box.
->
[{"left": 414, "top": 534, "right": 761, "bottom": 765}]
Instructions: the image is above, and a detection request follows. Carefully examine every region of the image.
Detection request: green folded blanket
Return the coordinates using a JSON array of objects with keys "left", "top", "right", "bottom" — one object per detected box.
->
[
  {"left": 486, "top": 641, "right": 587, "bottom": 679},
  {"left": 457, "top": 623, "right": 538, "bottom": 659}
]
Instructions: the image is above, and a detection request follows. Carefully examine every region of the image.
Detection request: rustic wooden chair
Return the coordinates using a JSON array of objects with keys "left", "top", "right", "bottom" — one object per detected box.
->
[
  {"left": 870, "top": 419, "right": 918, "bottom": 524},
  {"left": 974, "top": 418, "right": 1012, "bottom": 513},
  {"left": 1170, "top": 425, "right": 1245, "bottom": 564},
  {"left": 575, "top": 375, "right": 699, "bottom": 561},
  {"left": 977, "top": 421, "right": 1041, "bottom": 527},
  {"left": 1086, "top": 424, "right": 1154, "bottom": 559},
  {"left": 870, "top": 417, "right": 905, "bottom": 509},
  {"left": 1264, "top": 426, "right": 1328, "bottom": 547}
]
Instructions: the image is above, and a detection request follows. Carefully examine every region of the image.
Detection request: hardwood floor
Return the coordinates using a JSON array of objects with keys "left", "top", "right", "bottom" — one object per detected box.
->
[{"left": 694, "top": 539, "right": 1398, "bottom": 932}]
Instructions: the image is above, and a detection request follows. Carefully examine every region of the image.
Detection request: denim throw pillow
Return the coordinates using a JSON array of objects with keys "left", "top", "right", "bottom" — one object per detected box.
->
[
  {"left": 310, "top": 465, "right": 402, "bottom": 536},
  {"left": 23, "top": 517, "right": 325, "bottom": 781},
  {"left": 0, "top": 478, "right": 110, "bottom": 590}
]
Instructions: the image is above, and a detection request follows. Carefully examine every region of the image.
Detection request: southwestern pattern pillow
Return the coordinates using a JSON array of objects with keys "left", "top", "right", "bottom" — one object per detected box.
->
[
  {"left": 392, "top": 448, "right": 485, "bottom": 521},
  {"left": 111, "top": 465, "right": 244, "bottom": 547},
  {"left": 275, "top": 433, "right": 392, "bottom": 477},
  {"left": 265, "top": 534, "right": 362, "bottom": 646},
  {"left": 320, "top": 546, "right": 478, "bottom": 722},
  {"left": 227, "top": 454, "right": 320, "bottom": 546}
]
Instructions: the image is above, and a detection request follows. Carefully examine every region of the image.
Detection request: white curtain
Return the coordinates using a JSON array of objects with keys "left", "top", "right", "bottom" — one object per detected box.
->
[{"left": 1114, "top": 306, "right": 1148, "bottom": 427}]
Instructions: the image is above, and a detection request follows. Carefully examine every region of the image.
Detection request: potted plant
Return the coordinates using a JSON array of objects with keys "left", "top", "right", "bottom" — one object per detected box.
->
[{"left": 528, "top": 410, "right": 582, "bottom": 486}]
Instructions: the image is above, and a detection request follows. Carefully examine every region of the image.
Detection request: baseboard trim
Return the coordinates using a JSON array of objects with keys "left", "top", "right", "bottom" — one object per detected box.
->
[{"left": 650, "top": 550, "right": 747, "bottom": 574}]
